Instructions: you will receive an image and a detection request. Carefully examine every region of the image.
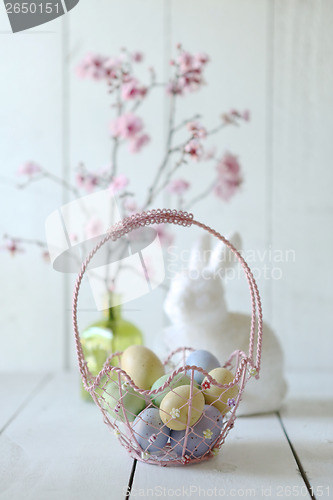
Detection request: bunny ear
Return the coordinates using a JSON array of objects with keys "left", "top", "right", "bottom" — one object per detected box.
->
[
  {"left": 208, "top": 232, "right": 242, "bottom": 274},
  {"left": 188, "top": 233, "right": 211, "bottom": 271}
]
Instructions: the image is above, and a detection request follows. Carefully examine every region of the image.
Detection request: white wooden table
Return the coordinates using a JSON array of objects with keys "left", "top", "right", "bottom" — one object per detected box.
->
[{"left": 1, "top": 371, "right": 332, "bottom": 500}]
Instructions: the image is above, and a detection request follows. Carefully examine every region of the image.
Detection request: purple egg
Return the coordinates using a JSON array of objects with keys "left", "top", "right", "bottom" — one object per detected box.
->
[
  {"left": 170, "top": 405, "right": 223, "bottom": 458},
  {"left": 186, "top": 349, "right": 220, "bottom": 384},
  {"left": 132, "top": 408, "right": 170, "bottom": 453}
]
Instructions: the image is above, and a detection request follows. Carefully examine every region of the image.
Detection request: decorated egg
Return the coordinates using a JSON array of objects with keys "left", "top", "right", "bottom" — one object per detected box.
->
[
  {"left": 151, "top": 373, "right": 198, "bottom": 407},
  {"left": 121, "top": 345, "right": 165, "bottom": 390},
  {"left": 159, "top": 385, "right": 205, "bottom": 431},
  {"left": 132, "top": 408, "right": 171, "bottom": 453},
  {"left": 103, "top": 381, "right": 146, "bottom": 423},
  {"left": 170, "top": 405, "right": 223, "bottom": 457},
  {"left": 186, "top": 350, "right": 221, "bottom": 384},
  {"left": 202, "top": 367, "right": 239, "bottom": 415}
]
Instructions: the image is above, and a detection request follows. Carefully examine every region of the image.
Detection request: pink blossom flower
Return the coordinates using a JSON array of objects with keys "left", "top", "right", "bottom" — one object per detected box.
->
[
  {"left": 243, "top": 109, "right": 250, "bottom": 121},
  {"left": 129, "top": 133, "right": 150, "bottom": 153},
  {"left": 2, "top": 239, "right": 24, "bottom": 256},
  {"left": 179, "top": 69, "right": 204, "bottom": 93},
  {"left": 17, "top": 161, "right": 42, "bottom": 176},
  {"left": 155, "top": 224, "right": 174, "bottom": 247},
  {"left": 85, "top": 217, "right": 104, "bottom": 239},
  {"left": 42, "top": 250, "right": 50, "bottom": 262},
  {"left": 132, "top": 51, "right": 143, "bottom": 63},
  {"left": 178, "top": 51, "right": 194, "bottom": 73},
  {"left": 108, "top": 174, "right": 129, "bottom": 194},
  {"left": 110, "top": 113, "right": 143, "bottom": 139},
  {"left": 76, "top": 53, "right": 108, "bottom": 80},
  {"left": 75, "top": 173, "right": 98, "bottom": 193},
  {"left": 230, "top": 109, "right": 241, "bottom": 118},
  {"left": 167, "top": 179, "right": 190, "bottom": 195},
  {"left": 104, "top": 56, "right": 124, "bottom": 70},
  {"left": 194, "top": 52, "right": 209, "bottom": 68},
  {"left": 214, "top": 152, "right": 242, "bottom": 201},
  {"left": 121, "top": 78, "right": 147, "bottom": 101},
  {"left": 187, "top": 121, "right": 207, "bottom": 139},
  {"left": 184, "top": 139, "right": 203, "bottom": 161},
  {"left": 166, "top": 80, "right": 183, "bottom": 96}
]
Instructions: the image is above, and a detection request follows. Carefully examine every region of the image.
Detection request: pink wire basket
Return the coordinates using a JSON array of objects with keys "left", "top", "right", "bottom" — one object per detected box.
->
[{"left": 72, "top": 209, "right": 263, "bottom": 466}]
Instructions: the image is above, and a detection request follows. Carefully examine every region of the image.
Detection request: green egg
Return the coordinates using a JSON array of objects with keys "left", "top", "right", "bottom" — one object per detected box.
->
[
  {"left": 102, "top": 381, "right": 146, "bottom": 423},
  {"left": 150, "top": 372, "right": 199, "bottom": 407}
]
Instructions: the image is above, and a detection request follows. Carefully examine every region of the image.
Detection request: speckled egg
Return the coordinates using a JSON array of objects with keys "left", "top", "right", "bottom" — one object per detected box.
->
[
  {"left": 186, "top": 350, "right": 221, "bottom": 385},
  {"left": 202, "top": 367, "right": 239, "bottom": 415},
  {"left": 103, "top": 381, "right": 146, "bottom": 423},
  {"left": 159, "top": 385, "right": 205, "bottom": 431},
  {"left": 121, "top": 345, "right": 165, "bottom": 390},
  {"left": 151, "top": 373, "right": 198, "bottom": 407},
  {"left": 132, "top": 408, "right": 171, "bottom": 453},
  {"left": 170, "top": 405, "right": 223, "bottom": 457}
]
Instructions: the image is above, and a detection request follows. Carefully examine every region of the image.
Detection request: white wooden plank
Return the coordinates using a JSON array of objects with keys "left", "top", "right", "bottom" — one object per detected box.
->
[
  {"left": 0, "top": 372, "right": 134, "bottom": 500},
  {"left": 0, "top": 373, "right": 47, "bottom": 432},
  {"left": 132, "top": 413, "right": 306, "bottom": 499},
  {"left": 279, "top": 370, "right": 333, "bottom": 496},
  {"left": 67, "top": 0, "right": 168, "bottom": 364},
  {"left": 169, "top": 0, "right": 271, "bottom": 321},
  {"left": 0, "top": 13, "right": 66, "bottom": 370},
  {"left": 271, "top": 1, "right": 333, "bottom": 370}
]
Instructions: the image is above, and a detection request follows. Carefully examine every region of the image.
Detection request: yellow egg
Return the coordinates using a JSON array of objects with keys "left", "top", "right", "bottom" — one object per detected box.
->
[
  {"left": 202, "top": 367, "right": 239, "bottom": 415},
  {"left": 159, "top": 385, "right": 205, "bottom": 431},
  {"left": 121, "top": 345, "right": 164, "bottom": 390}
]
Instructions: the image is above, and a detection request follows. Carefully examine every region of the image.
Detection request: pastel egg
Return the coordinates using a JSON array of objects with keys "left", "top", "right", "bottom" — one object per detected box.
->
[
  {"left": 151, "top": 373, "right": 198, "bottom": 407},
  {"left": 103, "top": 381, "right": 146, "bottom": 423},
  {"left": 132, "top": 408, "right": 170, "bottom": 453},
  {"left": 170, "top": 405, "right": 223, "bottom": 457},
  {"left": 121, "top": 345, "right": 165, "bottom": 390},
  {"left": 159, "top": 385, "right": 205, "bottom": 431},
  {"left": 202, "top": 368, "right": 239, "bottom": 415},
  {"left": 186, "top": 350, "right": 221, "bottom": 384}
]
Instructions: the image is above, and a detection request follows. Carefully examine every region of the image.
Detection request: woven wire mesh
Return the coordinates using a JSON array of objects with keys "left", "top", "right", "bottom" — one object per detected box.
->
[{"left": 84, "top": 347, "right": 252, "bottom": 466}]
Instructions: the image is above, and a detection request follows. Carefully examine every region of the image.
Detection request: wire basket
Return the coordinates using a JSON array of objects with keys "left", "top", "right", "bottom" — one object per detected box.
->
[{"left": 72, "top": 209, "right": 263, "bottom": 466}]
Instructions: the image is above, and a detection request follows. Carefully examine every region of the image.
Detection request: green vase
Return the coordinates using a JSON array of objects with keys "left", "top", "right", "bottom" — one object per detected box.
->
[{"left": 80, "top": 298, "right": 144, "bottom": 401}]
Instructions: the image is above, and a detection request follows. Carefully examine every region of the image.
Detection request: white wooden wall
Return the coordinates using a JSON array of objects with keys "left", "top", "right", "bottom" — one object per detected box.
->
[{"left": 0, "top": 0, "right": 332, "bottom": 373}]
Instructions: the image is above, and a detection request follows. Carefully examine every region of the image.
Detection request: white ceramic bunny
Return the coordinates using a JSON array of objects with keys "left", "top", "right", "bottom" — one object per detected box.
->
[{"left": 163, "top": 233, "right": 287, "bottom": 416}]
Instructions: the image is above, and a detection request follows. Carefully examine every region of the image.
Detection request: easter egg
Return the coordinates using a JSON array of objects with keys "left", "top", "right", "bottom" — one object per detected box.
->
[
  {"left": 132, "top": 408, "right": 170, "bottom": 453},
  {"left": 186, "top": 350, "right": 221, "bottom": 384},
  {"left": 121, "top": 345, "right": 164, "bottom": 390},
  {"left": 103, "top": 381, "right": 146, "bottom": 423},
  {"left": 202, "top": 367, "right": 239, "bottom": 415},
  {"left": 159, "top": 385, "right": 205, "bottom": 431},
  {"left": 170, "top": 405, "right": 223, "bottom": 457},
  {"left": 151, "top": 373, "right": 198, "bottom": 407}
]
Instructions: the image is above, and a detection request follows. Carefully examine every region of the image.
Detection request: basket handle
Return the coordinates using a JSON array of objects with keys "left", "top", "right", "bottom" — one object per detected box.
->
[{"left": 72, "top": 209, "right": 263, "bottom": 388}]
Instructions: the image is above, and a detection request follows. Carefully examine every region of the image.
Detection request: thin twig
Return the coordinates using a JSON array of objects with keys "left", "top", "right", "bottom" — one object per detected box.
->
[{"left": 184, "top": 178, "right": 217, "bottom": 210}]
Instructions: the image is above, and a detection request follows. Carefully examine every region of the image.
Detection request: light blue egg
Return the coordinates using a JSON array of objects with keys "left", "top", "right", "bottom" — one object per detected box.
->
[
  {"left": 186, "top": 350, "right": 221, "bottom": 384},
  {"left": 170, "top": 405, "right": 223, "bottom": 458},
  {"left": 132, "top": 408, "right": 170, "bottom": 453}
]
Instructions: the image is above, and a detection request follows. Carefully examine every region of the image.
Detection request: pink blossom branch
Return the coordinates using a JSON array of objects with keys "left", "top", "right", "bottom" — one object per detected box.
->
[
  {"left": 172, "top": 114, "right": 201, "bottom": 133},
  {"left": 18, "top": 168, "right": 80, "bottom": 198}
]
